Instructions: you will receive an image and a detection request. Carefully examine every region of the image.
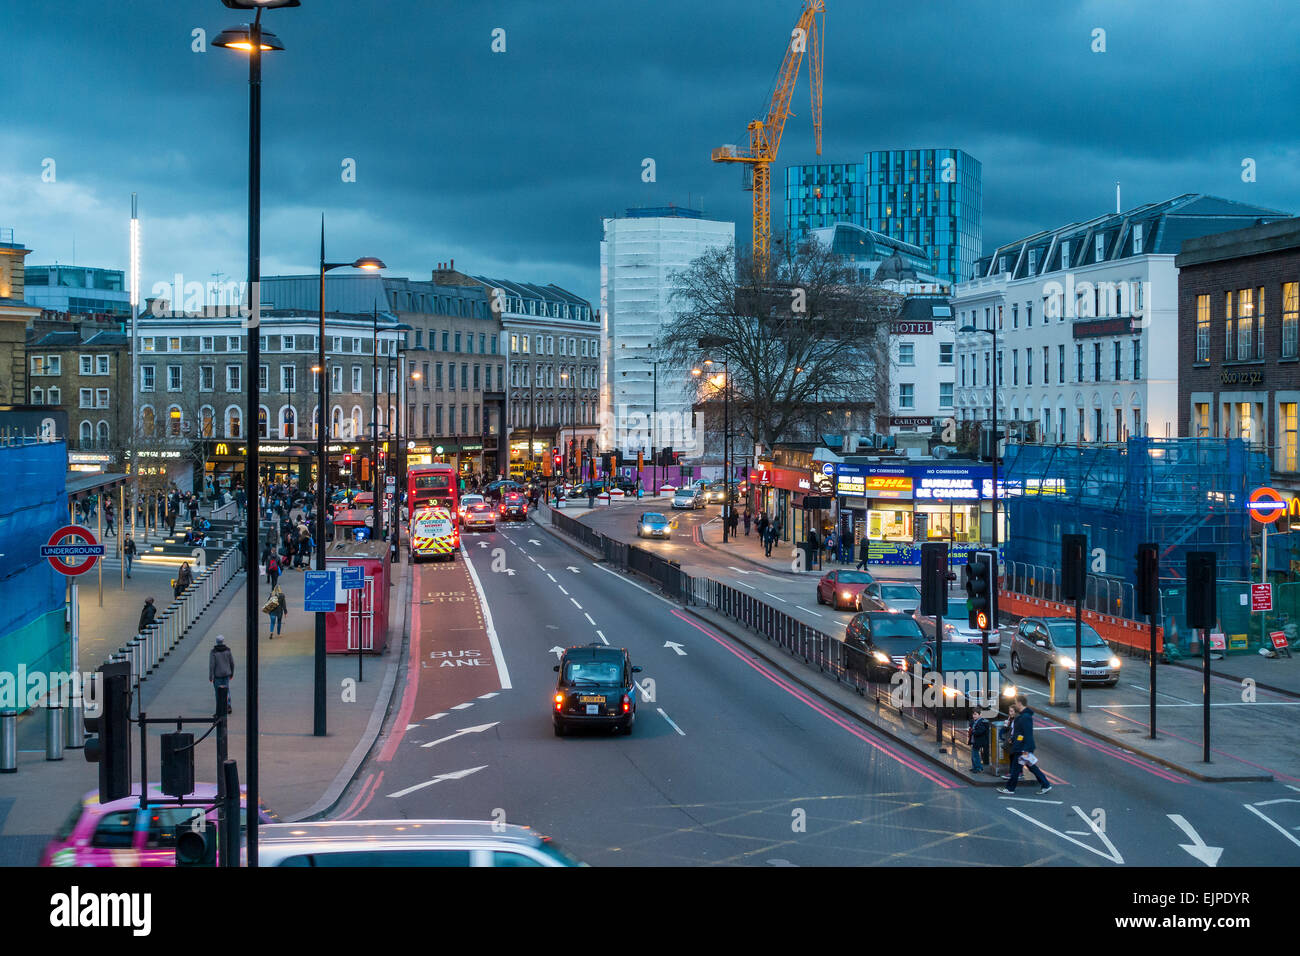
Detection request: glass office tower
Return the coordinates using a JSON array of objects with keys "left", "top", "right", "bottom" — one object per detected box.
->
[{"left": 786, "top": 148, "right": 982, "bottom": 287}]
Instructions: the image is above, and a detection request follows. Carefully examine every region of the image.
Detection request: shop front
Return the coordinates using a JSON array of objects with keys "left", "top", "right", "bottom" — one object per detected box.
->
[
  {"left": 748, "top": 462, "right": 815, "bottom": 544},
  {"left": 204, "top": 439, "right": 359, "bottom": 493}
]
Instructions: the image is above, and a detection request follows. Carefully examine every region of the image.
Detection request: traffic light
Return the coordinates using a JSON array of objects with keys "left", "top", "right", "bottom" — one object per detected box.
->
[
  {"left": 160, "top": 732, "right": 195, "bottom": 798},
  {"left": 965, "top": 550, "right": 996, "bottom": 631},
  {"left": 84, "top": 663, "right": 131, "bottom": 803},
  {"left": 1186, "top": 551, "right": 1217, "bottom": 629},
  {"left": 343, "top": 453, "right": 352, "bottom": 468},
  {"left": 637, "top": 450, "right": 644, "bottom": 472},
  {"left": 361, "top": 457, "right": 370, "bottom": 482},
  {"left": 175, "top": 821, "right": 216, "bottom": 867},
  {"left": 1136, "top": 543, "right": 1159, "bottom": 618},
  {"left": 1062, "top": 533, "right": 1087, "bottom": 601},
  {"left": 920, "top": 542, "right": 950, "bottom": 617}
]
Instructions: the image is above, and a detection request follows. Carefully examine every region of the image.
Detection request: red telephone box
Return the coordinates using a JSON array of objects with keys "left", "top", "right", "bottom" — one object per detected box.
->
[{"left": 324, "top": 539, "right": 391, "bottom": 654}]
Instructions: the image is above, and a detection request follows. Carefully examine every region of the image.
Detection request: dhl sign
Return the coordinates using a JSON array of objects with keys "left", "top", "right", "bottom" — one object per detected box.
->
[{"left": 865, "top": 477, "right": 912, "bottom": 491}]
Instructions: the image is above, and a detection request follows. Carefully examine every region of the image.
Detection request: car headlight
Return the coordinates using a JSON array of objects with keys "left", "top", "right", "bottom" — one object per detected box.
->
[
  {"left": 1058, "top": 655, "right": 1075, "bottom": 668},
  {"left": 841, "top": 591, "right": 852, "bottom": 599},
  {"left": 1002, "top": 684, "right": 1017, "bottom": 697},
  {"left": 1109, "top": 656, "right": 1121, "bottom": 669},
  {"left": 872, "top": 651, "right": 889, "bottom": 664}
]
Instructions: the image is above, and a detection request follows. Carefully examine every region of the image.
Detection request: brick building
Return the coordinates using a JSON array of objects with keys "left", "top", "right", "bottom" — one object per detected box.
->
[
  {"left": 1176, "top": 217, "right": 1300, "bottom": 507},
  {"left": 0, "top": 231, "right": 42, "bottom": 405}
]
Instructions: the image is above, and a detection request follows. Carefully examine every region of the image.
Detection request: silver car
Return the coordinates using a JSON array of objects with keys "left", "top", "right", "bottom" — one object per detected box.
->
[
  {"left": 912, "top": 597, "right": 1002, "bottom": 653},
  {"left": 876, "top": 583, "right": 922, "bottom": 615},
  {"left": 672, "top": 488, "right": 703, "bottom": 510},
  {"left": 1010, "top": 617, "right": 1121, "bottom": 686},
  {"left": 250, "top": 820, "right": 584, "bottom": 867}
]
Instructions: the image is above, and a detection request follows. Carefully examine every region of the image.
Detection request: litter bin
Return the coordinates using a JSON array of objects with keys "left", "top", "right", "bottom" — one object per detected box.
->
[{"left": 45, "top": 703, "right": 64, "bottom": 761}]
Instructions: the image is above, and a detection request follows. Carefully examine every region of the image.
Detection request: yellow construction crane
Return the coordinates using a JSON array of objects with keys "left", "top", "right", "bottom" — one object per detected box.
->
[{"left": 712, "top": 0, "right": 824, "bottom": 274}]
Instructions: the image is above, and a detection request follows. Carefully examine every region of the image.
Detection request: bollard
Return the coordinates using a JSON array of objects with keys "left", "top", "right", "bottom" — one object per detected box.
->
[
  {"left": 45, "top": 702, "right": 64, "bottom": 761},
  {"left": 143, "top": 629, "right": 156, "bottom": 673},
  {"left": 128, "top": 638, "right": 142, "bottom": 688},
  {"left": 65, "top": 677, "right": 84, "bottom": 749},
  {"left": 0, "top": 710, "right": 15, "bottom": 773}
]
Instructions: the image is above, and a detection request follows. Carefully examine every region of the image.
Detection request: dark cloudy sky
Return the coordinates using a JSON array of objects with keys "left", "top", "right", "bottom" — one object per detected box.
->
[{"left": 5, "top": 0, "right": 1298, "bottom": 306}]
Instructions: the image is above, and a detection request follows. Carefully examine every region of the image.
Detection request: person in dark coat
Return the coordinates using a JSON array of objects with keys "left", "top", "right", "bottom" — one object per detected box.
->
[
  {"left": 806, "top": 528, "right": 820, "bottom": 570},
  {"left": 998, "top": 695, "right": 1052, "bottom": 794},
  {"left": 743, "top": 509, "right": 752, "bottom": 536},
  {"left": 209, "top": 635, "right": 235, "bottom": 715},
  {"left": 138, "top": 597, "right": 157, "bottom": 633},
  {"left": 856, "top": 534, "right": 870, "bottom": 570},
  {"left": 123, "top": 534, "right": 137, "bottom": 578}
]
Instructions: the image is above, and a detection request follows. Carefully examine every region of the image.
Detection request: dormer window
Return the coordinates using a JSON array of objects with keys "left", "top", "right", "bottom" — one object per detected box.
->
[{"left": 1132, "top": 223, "right": 1144, "bottom": 255}]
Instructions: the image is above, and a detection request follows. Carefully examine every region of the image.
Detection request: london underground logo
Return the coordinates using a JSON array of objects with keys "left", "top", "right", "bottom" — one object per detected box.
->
[
  {"left": 1247, "top": 487, "right": 1286, "bottom": 524},
  {"left": 41, "top": 525, "right": 105, "bottom": 575}
]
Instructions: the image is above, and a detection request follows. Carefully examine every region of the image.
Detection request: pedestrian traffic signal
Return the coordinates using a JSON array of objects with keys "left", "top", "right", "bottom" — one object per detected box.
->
[
  {"left": 1062, "top": 533, "right": 1087, "bottom": 601},
  {"left": 919, "top": 541, "right": 950, "bottom": 617},
  {"left": 1185, "top": 551, "right": 1217, "bottom": 629},
  {"left": 175, "top": 822, "right": 216, "bottom": 867},
  {"left": 965, "top": 550, "right": 996, "bottom": 631},
  {"left": 1136, "top": 543, "right": 1159, "bottom": 618},
  {"left": 83, "top": 663, "right": 131, "bottom": 803},
  {"left": 160, "top": 732, "right": 195, "bottom": 798}
]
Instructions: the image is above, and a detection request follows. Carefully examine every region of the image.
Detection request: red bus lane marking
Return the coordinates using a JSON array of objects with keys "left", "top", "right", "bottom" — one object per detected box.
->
[
  {"left": 379, "top": 560, "right": 502, "bottom": 763},
  {"left": 668, "top": 610, "right": 956, "bottom": 789}
]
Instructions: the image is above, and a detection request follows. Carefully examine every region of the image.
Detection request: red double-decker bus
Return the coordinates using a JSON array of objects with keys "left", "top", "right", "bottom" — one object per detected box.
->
[{"left": 407, "top": 463, "right": 458, "bottom": 523}]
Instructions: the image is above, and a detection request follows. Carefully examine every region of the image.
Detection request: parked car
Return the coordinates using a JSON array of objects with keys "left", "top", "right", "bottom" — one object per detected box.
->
[
  {"left": 672, "top": 487, "right": 704, "bottom": 510},
  {"left": 815, "top": 569, "right": 879, "bottom": 611},
  {"left": 1010, "top": 616, "right": 1122, "bottom": 686},
  {"left": 252, "top": 820, "right": 584, "bottom": 867},
  {"left": 843, "top": 610, "right": 926, "bottom": 680},
  {"left": 902, "top": 641, "right": 1017, "bottom": 718},
  {"left": 41, "top": 784, "right": 277, "bottom": 867},
  {"left": 913, "top": 597, "right": 1003, "bottom": 653}
]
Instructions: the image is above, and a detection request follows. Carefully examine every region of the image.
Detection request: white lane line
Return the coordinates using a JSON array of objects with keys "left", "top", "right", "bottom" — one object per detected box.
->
[
  {"left": 657, "top": 707, "right": 686, "bottom": 736},
  {"left": 462, "top": 547, "right": 513, "bottom": 690},
  {"left": 570, "top": 598, "right": 582, "bottom": 609},
  {"left": 1094, "top": 701, "right": 1300, "bottom": 708},
  {"left": 1128, "top": 683, "right": 1191, "bottom": 703},
  {"left": 591, "top": 562, "right": 677, "bottom": 607},
  {"left": 1243, "top": 801, "right": 1300, "bottom": 850},
  {"left": 536, "top": 564, "right": 546, "bottom": 571},
  {"left": 558, "top": 585, "right": 569, "bottom": 595},
  {"left": 478, "top": 692, "right": 499, "bottom": 700},
  {"left": 998, "top": 795, "right": 1065, "bottom": 805},
  {"left": 527, "top": 555, "right": 537, "bottom": 563},
  {"left": 546, "top": 573, "right": 556, "bottom": 582},
  {"left": 387, "top": 766, "right": 488, "bottom": 799},
  {"left": 763, "top": 592, "right": 788, "bottom": 603},
  {"left": 795, "top": 606, "right": 823, "bottom": 617},
  {"left": 1006, "top": 805, "right": 1125, "bottom": 865},
  {"left": 405, "top": 723, "right": 420, "bottom": 731},
  {"left": 595, "top": 630, "right": 609, "bottom": 645},
  {"left": 425, "top": 713, "right": 448, "bottom": 721},
  {"left": 450, "top": 702, "right": 475, "bottom": 711},
  {"left": 736, "top": 581, "right": 757, "bottom": 590},
  {"left": 584, "top": 612, "right": 596, "bottom": 625},
  {"left": 727, "top": 566, "right": 751, "bottom": 574}
]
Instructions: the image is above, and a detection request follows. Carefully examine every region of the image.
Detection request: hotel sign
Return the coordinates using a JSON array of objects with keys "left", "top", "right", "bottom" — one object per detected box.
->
[
  {"left": 891, "top": 321, "right": 933, "bottom": 335},
  {"left": 1072, "top": 316, "right": 1141, "bottom": 338}
]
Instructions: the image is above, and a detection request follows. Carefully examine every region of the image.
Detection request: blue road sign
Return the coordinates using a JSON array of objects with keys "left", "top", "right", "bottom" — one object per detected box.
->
[
  {"left": 341, "top": 566, "right": 365, "bottom": 590},
  {"left": 305, "top": 570, "right": 337, "bottom": 612}
]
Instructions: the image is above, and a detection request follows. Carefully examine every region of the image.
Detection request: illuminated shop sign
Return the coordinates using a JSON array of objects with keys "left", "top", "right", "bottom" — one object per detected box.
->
[{"left": 915, "top": 477, "right": 979, "bottom": 500}]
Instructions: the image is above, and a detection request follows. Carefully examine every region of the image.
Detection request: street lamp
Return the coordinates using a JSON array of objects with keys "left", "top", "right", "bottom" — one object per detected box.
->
[
  {"left": 213, "top": 0, "right": 295, "bottom": 869},
  {"left": 960, "top": 322, "right": 1000, "bottom": 550},
  {"left": 692, "top": 356, "right": 730, "bottom": 542},
  {"left": 314, "top": 218, "right": 385, "bottom": 739}
]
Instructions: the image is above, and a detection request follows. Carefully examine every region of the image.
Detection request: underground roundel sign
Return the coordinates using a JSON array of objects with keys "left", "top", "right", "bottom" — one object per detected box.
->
[
  {"left": 1247, "top": 486, "right": 1286, "bottom": 525},
  {"left": 41, "top": 525, "right": 106, "bottom": 576}
]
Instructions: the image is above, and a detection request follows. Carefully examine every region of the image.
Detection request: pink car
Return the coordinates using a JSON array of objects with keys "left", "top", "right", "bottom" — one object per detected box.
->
[{"left": 40, "top": 783, "right": 277, "bottom": 867}]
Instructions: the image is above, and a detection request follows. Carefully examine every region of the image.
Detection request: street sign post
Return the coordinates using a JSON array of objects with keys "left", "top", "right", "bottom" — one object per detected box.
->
[
  {"left": 341, "top": 566, "right": 364, "bottom": 590},
  {"left": 42, "top": 525, "right": 105, "bottom": 576},
  {"left": 304, "top": 571, "right": 337, "bottom": 613},
  {"left": 1251, "top": 583, "right": 1273, "bottom": 612},
  {"left": 1248, "top": 487, "right": 1283, "bottom": 662}
]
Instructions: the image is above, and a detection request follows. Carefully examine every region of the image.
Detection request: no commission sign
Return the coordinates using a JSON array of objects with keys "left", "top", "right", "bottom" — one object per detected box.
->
[{"left": 41, "top": 525, "right": 105, "bottom": 575}]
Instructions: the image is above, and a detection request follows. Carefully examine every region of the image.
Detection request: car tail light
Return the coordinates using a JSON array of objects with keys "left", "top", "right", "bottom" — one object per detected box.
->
[
  {"left": 554, "top": 693, "right": 564, "bottom": 710},
  {"left": 621, "top": 694, "right": 630, "bottom": 713}
]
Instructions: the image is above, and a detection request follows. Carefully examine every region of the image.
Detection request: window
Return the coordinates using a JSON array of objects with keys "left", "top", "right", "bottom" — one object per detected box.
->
[
  {"left": 446, "top": 362, "right": 454, "bottom": 390},
  {"left": 898, "top": 383, "right": 915, "bottom": 409},
  {"left": 1196, "top": 294, "right": 1211, "bottom": 362},
  {"left": 141, "top": 337, "right": 155, "bottom": 353},
  {"left": 31, "top": 387, "right": 43, "bottom": 404},
  {"left": 168, "top": 405, "right": 183, "bottom": 437},
  {"left": 984, "top": 353, "right": 990, "bottom": 386},
  {"left": 1283, "top": 403, "right": 1298, "bottom": 472},
  {"left": 581, "top": 339, "right": 589, "bottom": 357},
  {"left": 226, "top": 365, "right": 241, "bottom": 391},
  {"left": 899, "top": 343, "right": 915, "bottom": 366},
  {"left": 199, "top": 406, "right": 213, "bottom": 437},
  {"left": 1026, "top": 303, "right": 1033, "bottom": 327},
  {"left": 1225, "top": 291, "right": 1234, "bottom": 359},
  {"left": 414, "top": 330, "right": 424, "bottom": 349},
  {"left": 473, "top": 364, "right": 481, "bottom": 389},
  {"left": 1012, "top": 350, "right": 1018, "bottom": 386},
  {"left": 496, "top": 365, "right": 503, "bottom": 390},
  {"left": 547, "top": 336, "right": 554, "bottom": 355},
  {"left": 937, "top": 342, "right": 952, "bottom": 366},
  {"left": 80, "top": 354, "right": 93, "bottom": 374},
  {"left": 1257, "top": 286, "right": 1266, "bottom": 359},
  {"left": 96, "top": 388, "right": 109, "bottom": 409},
  {"left": 1058, "top": 345, "right": 1065, "bottom": 384},
  {"left": 258, "top": 365, "right": 268, "bottom": 391},
  {"left": 1012, "top": 304, "right": 1018, "bottom": 329},
  {"left": 435, "top": 404, "right": 443, "bottom": 434},
  {"left": 351, "top": 337, "right": 361, "bottom": 354},
  {"left": 1133, "top": 339, "right": 1141, "bottom": 379},
  {"left": 165, "top": 365, "right": 180, "bottom": 391},
  {"left": 461, "top": 404, "right": 469, "bottom": 433},
  {"left": 490, "top": 335, "right": 497, "bottom": 355},
  {"left": 996, "top": 351, "right": 1003, "bottom": 386},
  {"left": 1075, "top": 345, "right": 1083, "bottom": 382},
  {"left": 48, "top": 386, "right": 60, "bottom": 405},
  {"left": 1114, "top": 341, "right": 1122, "bottom": 380},
  {"left": 454, "top": 332, "right": 462, "bottom": 353},
  {"left": 332, "top": 366, "right": 343, "bottom": 393},
  {"left": 1043, "top": 346, "right": 1050, "bottom": 384},
  {"left": 442, "top": 331, "right": 449, "bottom": 351},
  {"left": 511, "top": 334, "right": 518, "bottom": 353},
  {"left": 200, "top": 365, "right": 214, "bottom": 391},
  {"left": 1095, "top": 235, "right": 1105, "bottom": 262},
  {"left": 91, "top": 810, "right": 138, "bottom": 849},
  {"left": 1025, "top": 347, "right": 1033, "bottom": 386},
  {"left": 560, "top": 337, "right": 567, "bottom": 356},
  {"left": 96, "top": 420, "right": 109, "bottom": 446},
  {"left": 202, "top": 336, "right": 215, "bottom": 352},
  {"left": 352, "top": 366, "right": 362, "bottom": 393},
  {"left": 1093, "top": 343, "right": 1102, "bottom": 382},
  {"left": 960, "top": 355, "right": 966, "bottom": 387},
  {"left": 939, "top": 382, "right": 953, "bottom": 408},
  {"left": 1237, "top": 288, "right": 1254, "bottom": 361},
  {"left": 80, "top": 388, "right": 94, "bottom": 408},
  {"left": 461, "top": 363, "right": 469, "bottom": 390},
  {"left": 1029, "top": 248, "right": 1039, "bottom": 274},
  {"left": 227, "top": 336, "right": 240, "bottom": 351},
  {"left": 1132, "top": 223, "right": 1144, "bottom": 256},
  {"left": 1194, "top": 403, "right": 1210, "bottom": 438},
  {"left": 168, "top": 337, "right": 181, "bottom": 353},
  {"left": 1285, "top": 283, "right": 1300, "bottom": 358},
  {"left": 141, "top": 365, "right": 156, "bottom": 392},
  {"left": 281, "top": 365, "right": 295, "bottom": 393},
  {"left": 435, "top": 362, "right": 443, "bottom": 389}
]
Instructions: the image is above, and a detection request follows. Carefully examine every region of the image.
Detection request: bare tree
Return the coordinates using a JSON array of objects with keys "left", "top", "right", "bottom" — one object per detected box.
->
[{"left": 660, "top": 239, "right": 902, "bottom": 455}]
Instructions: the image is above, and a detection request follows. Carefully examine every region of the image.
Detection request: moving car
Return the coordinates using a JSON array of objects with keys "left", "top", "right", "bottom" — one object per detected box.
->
[
  {"left": 411, "top": 505, "right": 459, "bottom": 561},
  {"left": 704, "top": 481, "right": 738, "bottom": 504},
  {"left": 251, "top": 820, "right": 584, "bottom": 867},
  {"left": 498, "top": 491, "right": 528, "bottom": 522},
  {"left": 462, "top": 501, "right": 497, "bottom": 531},
  {"left": 843, "top": 610, "right": 926, "bottom": 680},
  {"left": 902, "top": 641, "right": 1017, "bottom": 717},
  {"left": 483, "top": 479, "right": 523, "bottom": 503},
  {"left": 637, "top": 512, "right": 673, "bottom": 539},
  {"left": 553, "top": 643, "right": 642, "bottom": 736},
  {"left": 815, "top": 569, "right": 879, "bottom": 611},
  {"left": 1010, "top": 616, "right": 1122, "bottom": 686},
  {"left": 913, "top": 598, "right": 1002, "bottom": 654},
  {"left": 457, "top": 494, "right": 485, "bottom": 526},
  {"left": 672, "top": 487, "right": 704, "bottom": 510},
  {"left": 877, "top": 583, "right": 922, "bottom": 615},
  {"left": 42, "top": 784, "right": 277, "bottom": 867}
]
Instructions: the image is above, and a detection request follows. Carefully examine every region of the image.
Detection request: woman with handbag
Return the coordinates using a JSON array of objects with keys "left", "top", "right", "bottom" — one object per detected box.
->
[{"left": 264, "top": 584, "right": 287, "bottom": 639}]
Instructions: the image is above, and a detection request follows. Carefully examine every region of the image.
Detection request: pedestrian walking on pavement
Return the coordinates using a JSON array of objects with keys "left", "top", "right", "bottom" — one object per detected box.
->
[
  {"left": 123, "top": 534, "right": 137, "bottom": 578},
  {"left": 856, "top": 534, "right": 870, "bottom": 571},
  {"left": 743, "top": 509, "right": 752, "bottom": 536},
  {"left": 138, "top": 596, "right": 157, "bottom": 633},
  {"left": 968, "top": 712, "right": 991, "bottom": 773},
  {"left": 762, "top": 523, "right": 774, "bottom": 557},
  {"left": 209, "top": 635, "right": 235, "bottom": 715},
  {"left": 264, "top": 584, "right": 287, "bottom": 638},
  {"left": 806, "top": 528, "right": 820, "bottom": 570},
  {"left": 104, "top": 501, "right": 115, "bottom": 537},
  {"left": 266, "top": 552, "right": 281, "bottom": 589},
  {"left": 757, "top": 513, "right": 769, "bottom": 540},
  {"left": 998, "top": 695, "right": 1052, "bottom": 795}
]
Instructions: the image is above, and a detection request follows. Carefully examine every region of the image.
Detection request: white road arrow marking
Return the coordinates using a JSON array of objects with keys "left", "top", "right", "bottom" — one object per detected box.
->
[
  {"left": 529, "top": 539, "right": 541, "bottom": 545},
  {"left": 505, "top": 568, "right": 516, "bottom": 575},
  {"left": 425, "top": 712, "right": 448, "bottom": 721},
  {"left": 549, "top": 646, "right": 565, "bottom": 659},
  {"left": 664, "top": 641, "right": 687, "bottom": 656},
  {"left": 420, "top": 721, "right": 500, "bottom": 749},
  {"left": 567, "top": 566, "right": 581, "bottom": 573},
  {"left": 1168, "top": 814, "right": 1223, "bottom": 866},
  {"left": 478, "top": 541, "right": 488, "bottom": 548},
  {"left": 1243, "top": 799, "right": 1300, "bottom": 850},
  {"left": 1005, "top": 805, "right": 1125, "bottom": 864},
  {"left": 387, "top": 765, "right": 488, "bottom": 799}
]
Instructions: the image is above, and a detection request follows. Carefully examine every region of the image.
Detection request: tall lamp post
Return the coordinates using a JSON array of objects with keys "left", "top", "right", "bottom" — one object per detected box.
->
[
  {"left": 213, "top": 0, "right": 299, "bottom": 870},
  {"left": 692, "top": 356, "right": 730, "bottom": 542},
  {"left": 314, "top": 221, "right": 384, "bottom": 738},
  {"left": 959, "top": 322, "right": 1000, "bottom": 550}
]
